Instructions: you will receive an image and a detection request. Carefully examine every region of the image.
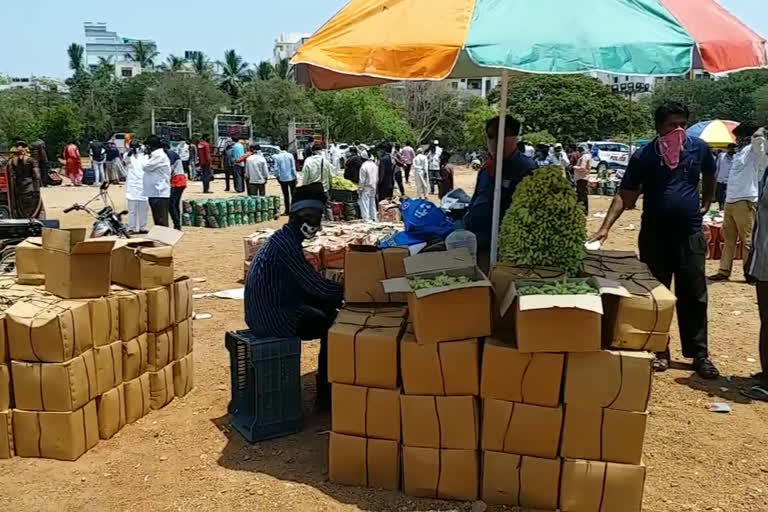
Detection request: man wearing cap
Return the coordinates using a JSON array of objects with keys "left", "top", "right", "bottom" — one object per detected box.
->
[
  {"left": 244, "top": 183, "right": 343, "bottom": 409},
  {"left": 548, "top": 143, "right": 571, "bottom": 174}
]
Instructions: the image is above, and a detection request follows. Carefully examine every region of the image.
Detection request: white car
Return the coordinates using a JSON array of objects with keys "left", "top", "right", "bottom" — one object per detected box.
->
[{"left": 578, "top": 141, "right": 630, "bottom": 172}]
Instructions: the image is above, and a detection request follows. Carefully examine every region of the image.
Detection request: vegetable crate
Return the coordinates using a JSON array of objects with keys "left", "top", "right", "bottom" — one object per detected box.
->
[{"left": 225, "top": 330, "right": 303, "bottom": 442}]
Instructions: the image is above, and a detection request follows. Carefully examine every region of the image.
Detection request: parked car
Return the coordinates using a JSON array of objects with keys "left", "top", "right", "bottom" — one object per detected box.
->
[{"left": 577, "top": 141, "right": 630, "bottom": 172}]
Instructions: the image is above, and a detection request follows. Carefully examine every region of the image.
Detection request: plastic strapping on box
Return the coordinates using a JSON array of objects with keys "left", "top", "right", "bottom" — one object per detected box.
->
[
  {"left": 515, "top": 454, "right": 524, "bottom": 506},
  {"left": 598, "top": 460, "right": 610, "bottom": 512},
  {"left": 434, "top": 398, "right": 442, "bottom": 499},
  {"left": 599, "top": 408, "right": 606, "bottom": 462},
  {"left": 335, "top": 316, "right": 375, "bottom": 385},
  {"left": 436, "top": 344, "right": 447, "bottom": 395},
  {"left": 26, "top": 300, "right": 76, "bottom": 362},
  {"left": 519, "top": 354, "right": 534, "bottom": 405},
  {"left": 83, "top": 353, "right": 93, "bottom": 402},
  {"left": 501, "top": 402, "right": 516, "bottom": 453},
  {"left": 36, "top": 412, "right": 42, "bottom": 456},
  {"left": 138, "top": 374, "right": 147, "bottom": 416},
  {"left": 110, "top": 345, "right": 120, "bottom": 387},
  {"left": 364, "top": 387, "right": 370, "bottom": 487},
  {"left": 605, "top": 354, "right": 624, "bottom": 410}
]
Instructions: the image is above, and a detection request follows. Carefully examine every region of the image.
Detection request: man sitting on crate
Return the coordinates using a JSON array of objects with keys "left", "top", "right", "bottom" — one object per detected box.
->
[{"left": 244, "top": 182, "right": 343, "bottom": 410}]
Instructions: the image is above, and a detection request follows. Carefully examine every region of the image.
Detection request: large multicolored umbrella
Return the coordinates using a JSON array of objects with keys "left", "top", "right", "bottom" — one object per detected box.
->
[
  {"left": 292, "top": 0, "right": 767, "bottom": 264},
  {"left": 687, "top": 120, "right": 741, "bottom": 147}
]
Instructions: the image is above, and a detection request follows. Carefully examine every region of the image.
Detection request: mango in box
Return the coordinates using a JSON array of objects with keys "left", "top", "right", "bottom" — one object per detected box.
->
[
  {"left": 11, "top": 351, "right": 98, "bottom": 412},
  {"left": 344, "top": 246, "right": 409, "bottom": 304},
  {"left": 331, "top": 384, "right": 400, "bottom": 441},
  {"left": 328, "top": 433, "right": 400, "bottom": 490},
  {"left": 481, "top": 451, "right": 561, "bottom": 510},
  {"left": 111, "top": 226, "right": 183, "bottom": 289},
  {"left": 42, "top": 228, "right": 115, "bottom": 299},
  {"left": 382, "top": 249, "right": 492, "bottom": 344},
  {"left": 560, "top": 459, "right": 646, "bottom": 512},
  {"left": 13, "top": 401, "right": 99, "bottom": 461}
]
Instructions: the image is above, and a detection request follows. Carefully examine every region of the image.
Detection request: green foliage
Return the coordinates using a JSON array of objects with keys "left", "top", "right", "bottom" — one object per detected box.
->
[
  {"left": 463, "top": 98, "right": 497, "bottom": 149},
  {"left": 756, "top": 85, "right": 768, "bottom": 125},
  {"left": 523, "top": 130, "right": 556, "bottom": 146},
  {"left": 218, "top": 50, "right": 250, "bottom": 98},
  {"left": 164, "top": 55, "right": 187, "bottom": 72},
  {"left": 67, "top": 43, "right": 85, "bottom": 73},
  {"left": 408, "top": 274, "right": 470, "bottom": 290},
  {"left": 518, "top": 280, "right": 597, "bottom": 296},
  {"left": 274, "top": 59, "right": 291, "bottom": 80},
  {"left": 0, "top": 90, "right": 43, "bottom": 144},
  {"left": 40, "top": 104, "right": 83, "bottom": 157},
  {"left": 499, "top": 166, "right": 586, "bottom": 275},
  {"left": 191, "top": 52, "right": 212, "bottom": 76},
  {"left": 256, "top": 61, "right": 275, "bottom": 81},
  {"left": 126, "top": 41, "right": 159, "bottom": 69}
]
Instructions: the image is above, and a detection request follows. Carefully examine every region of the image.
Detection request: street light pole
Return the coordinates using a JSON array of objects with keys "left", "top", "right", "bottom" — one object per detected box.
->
[{"left": 612, "top": 81, "right": 650, "bottom": 153}]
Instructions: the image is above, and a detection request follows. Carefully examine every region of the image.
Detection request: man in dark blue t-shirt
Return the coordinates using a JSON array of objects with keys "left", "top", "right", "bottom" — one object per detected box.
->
[
  {"left": 465, "top": 115, "right": 538, "bottom": 272},
  {"left": 591, "top": 102, "right": 719, "bottom": 379}
]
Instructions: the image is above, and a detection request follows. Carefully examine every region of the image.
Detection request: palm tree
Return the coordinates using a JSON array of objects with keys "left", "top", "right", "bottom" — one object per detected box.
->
[
  {"left": 274, "top": 58, "right": 291, "bottom": 80},
  {"left": 95, "top": 57, "right": 115, "bottom": 79},
  {"left": 165, "top": 55, "right": 187, "bottom": 72},
  {"left": 256, "top": 61, "right": 275, "bottom": 81},
  {"left": 126, "top": 41, "right": 160, "bottom": 69},
  {"left": 67, "top": 43, "right": 85, "bottom": 73},
  {"left": 218, "top": 49, "right": 250, "bottom": 96},
  {"left": 191, "top": 52, "right": 211, "bottom": 75}
]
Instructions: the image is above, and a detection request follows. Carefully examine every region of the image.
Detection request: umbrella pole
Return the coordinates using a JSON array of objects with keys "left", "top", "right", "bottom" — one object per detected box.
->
[{"left": 490, "top": 70, "right": 509, "bottom": 266}]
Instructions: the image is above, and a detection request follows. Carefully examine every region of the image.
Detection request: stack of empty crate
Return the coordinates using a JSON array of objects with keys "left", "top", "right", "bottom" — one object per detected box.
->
[{"left": 0, "top": 226, "right": 194, "bottom": 461}]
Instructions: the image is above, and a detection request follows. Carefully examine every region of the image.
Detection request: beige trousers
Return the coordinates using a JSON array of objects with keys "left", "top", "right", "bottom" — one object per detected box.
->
[{"left": 720, "top": 200, "right": 756, "bottom": 275}]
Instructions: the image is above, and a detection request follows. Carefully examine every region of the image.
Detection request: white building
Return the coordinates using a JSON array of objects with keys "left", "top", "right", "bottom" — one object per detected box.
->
[
  {"left": 448, "top": 77, "right": 501, "bottom": 98},
  {"left": 0, "top": 74, "right": 69, "bottom": 93},
  {"left": 590, "top": 70, "right": 712, "bottom": 92},
  {"left": 84, "top": 22, "right": 157, "bottom": 78},
  {"left": 274, "top": 33, "right": 312, "bottom": 64}
]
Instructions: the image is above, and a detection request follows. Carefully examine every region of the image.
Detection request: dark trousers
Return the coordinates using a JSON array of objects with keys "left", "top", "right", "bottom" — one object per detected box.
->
[
  {"left": 296, "top": 305, "right": 337, "bottom": 392},
  {"left": 576, "top": 179, "right": 589, "bottom": 214},
  {"left": 639, "top": 230, "right": 709, "bottom": 359},
  {"left": 247, "top": 183, "right": 265, "bottom": 196},
  {"left": 279, "top": 180, "right": 297, "bottom": 213},
  {"left": 201, "top": 165, "right": 212, "bottom": 193},
  {"left": 182, "top": 160, "right": 190, "bottom": 176},
  {"left": 403, "top": 164, "right": 412, "bottom": 183},
  {"left": 756, "top": 282, "right": 768, "bottom": 383},
  {"left": 169, "top": 187, "right": 185, "bottom": 230},
  {"left": 224, "top": 169, "right": 232, "bottom": 191},
  {"left": 233, "top": 165, "right": 245, "bottom": 193},
  {"left": 716, "top": 183, "right": 728, "bottom": 210},
  {"left": 395, "top": 170, "right": 405, "bottom": 196},
  {"left": 148, "top": 197, "right": 170, "bottom": 227}
]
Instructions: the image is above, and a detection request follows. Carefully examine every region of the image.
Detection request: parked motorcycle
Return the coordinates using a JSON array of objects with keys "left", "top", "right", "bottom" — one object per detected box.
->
[{"left": 64, "top": 181, "right": 131, "bottom": 238}]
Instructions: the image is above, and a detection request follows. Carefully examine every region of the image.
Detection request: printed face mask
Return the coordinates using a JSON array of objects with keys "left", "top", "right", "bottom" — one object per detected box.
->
[
  {"left": 658, "top": 127, "right": 686, "bottom": 170},
  {"left": 300, "top": 222, "right": 321, "bottom": 240}
]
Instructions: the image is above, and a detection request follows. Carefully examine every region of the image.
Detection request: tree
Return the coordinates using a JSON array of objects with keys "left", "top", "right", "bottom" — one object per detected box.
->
[
  {"left": 67, "top": 43, "right": 85, "bottom": 73},
  {"left": 218, "top": 50, "right": 250, "bottom": 97},
  {"left": 274, "top": 58, "right": 291, "bottom": 80},
  {"left": 523, "top": 130, "right": 557, "bottom": 146},
  {"left": 0, "top": 90, "right": 43, "bottom": 144},
  {"left": 756, "top": 84, "right": 768, "bottom": 125},
  {"left": 126, "top": 41, "right": 159, "bottom": 69},
  {"left": 256, "top": 61, "right": 275, "bottom": 81},
  {"left": 238, "top": 78, "right": 317, "bottom": 145},
  {"left": 191, "top": 52, "right": 212, "bottom": 76},
  {"left": 462, "top": 99, "right": 497, "bottom": 149},
  {"left": 40, "top": 104, "right": 83, "bottom": 157},
  {"left": 94, "top": 57, "right": 115, "bottom": 79},
  {"left": 165, "top": 55, "right": 187, "bottom": 72}
]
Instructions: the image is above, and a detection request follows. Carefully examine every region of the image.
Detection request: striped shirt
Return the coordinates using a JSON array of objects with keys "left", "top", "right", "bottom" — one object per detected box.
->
[{"left": 245, "top": 224, "right": 343, "bottom": 337}]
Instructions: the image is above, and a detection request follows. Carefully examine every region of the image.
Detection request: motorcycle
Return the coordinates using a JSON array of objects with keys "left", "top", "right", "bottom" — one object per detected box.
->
[{"left": 64, "top": 181, "right": 131, "bottom": 238}]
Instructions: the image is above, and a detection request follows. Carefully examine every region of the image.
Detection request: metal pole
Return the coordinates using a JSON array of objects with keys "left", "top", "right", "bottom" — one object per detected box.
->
[
  {"left": 490, "top": 69, "right": 509, "bottom": 267},
  {"left": 628, "top": 91, "right": 634, "bottom": 153},
  {"left": 151, "top": 109, "right": 156, "bottom": 136}
]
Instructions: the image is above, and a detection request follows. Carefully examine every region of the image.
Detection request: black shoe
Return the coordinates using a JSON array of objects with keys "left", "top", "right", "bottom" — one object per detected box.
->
[
  {"left": 315, "top": 381, "right": 331, "bottom": 412},
  {"left": 693, "top": 357, "right": 720, "bottom": 380},
  {"left": 708, "top": 273, "right": 730, "bottom": 281}
]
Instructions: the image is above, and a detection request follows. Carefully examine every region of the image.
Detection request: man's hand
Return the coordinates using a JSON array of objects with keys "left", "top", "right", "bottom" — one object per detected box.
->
[
  {"left": 700, "top": 200, "right": 712, "bottom": 216},
  {"left": 588, "top": 228, "right": 610, "bottom": 244}
]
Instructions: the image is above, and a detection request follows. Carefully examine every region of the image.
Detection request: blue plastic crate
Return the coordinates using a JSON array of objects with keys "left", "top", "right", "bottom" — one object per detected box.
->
[{"left": 225, "top": 330, "right": 303, "bottom": 442}]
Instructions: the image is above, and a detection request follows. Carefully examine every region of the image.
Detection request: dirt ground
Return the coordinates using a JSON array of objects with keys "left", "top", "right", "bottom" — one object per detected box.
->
[{"left": 1, "top": 167, "right": 767, "bottom": 512}]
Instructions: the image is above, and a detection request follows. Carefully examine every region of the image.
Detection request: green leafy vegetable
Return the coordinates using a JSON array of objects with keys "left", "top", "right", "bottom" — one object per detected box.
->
[{"left": 409, "top": 274, "right": 471, "bottom": 290}]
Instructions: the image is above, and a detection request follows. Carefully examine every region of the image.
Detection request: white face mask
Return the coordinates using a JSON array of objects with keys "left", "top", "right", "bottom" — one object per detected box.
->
[{"left": 300, "top": 223, "right": 321, "bottom": 240}]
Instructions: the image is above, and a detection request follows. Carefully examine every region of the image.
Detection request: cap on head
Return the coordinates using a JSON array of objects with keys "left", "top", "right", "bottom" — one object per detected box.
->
[{"left": 290, "top": 182, "right": 327, "bottom": 214}]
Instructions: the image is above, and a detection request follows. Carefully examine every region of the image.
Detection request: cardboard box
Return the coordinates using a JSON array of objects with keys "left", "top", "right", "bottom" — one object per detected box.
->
[
  {"left": 560, "top": 459, "right": 646, "bottom": 512},
  {"left": 481, "top": 399, "right": 563, "bottom": 459},
  {"left": 400, "top": 334, "right": 479, "bottom": 396},
  {"left": 173, "top": 352, "right": 194, "bottom": 397},
  {"left": 0, "top": 314, "right": 7, "bottom": 363},
  {"left": 124, "top": 373, "right": 150, "bottom": 424},
  {"left": 42, "top": 228, "right": 115, "bottom": 299},
  {"left": 583, "top": 250, "right": 676, "bottom": 352},
  {"left": 113, "top": 287, "right": 148, "bottom": 341},
  {"left": 481, "top": 451, "right": 561, "bottom": 510},
  {"left": 111, "top": 226, "right": 183, "bottom": 289},
  {"left": 564, "top": 351, "right": 654, "bottom": 412},
  {"left": 94, "top": 341, "right": 123, "bottom": 395},
  {"left": 147, "top": 329, "right": 173, "bottom": 372},
  {"left": 96, "top": 384, "right": 126, "bottom": 440},
  {"left": 505, "top": 278, "right": 629, "bottom": 353},
  {"left": 173, "top": 276, "right": 194, "bottom": 322},
  {"left": 327, "top": 310, "right": 403, "bottom": 389},
  {"left": 561, "top": 406, "right": 648, "bottom": 465},
  {"left": 400, "top": 395, "right": 478, "bottom": 449},
  {"left": 146, "top": 285, "right": 175, "bottom": 333},
  {"left": 328, "top": 433, "right": 400, "bottom": 490},
  {"left": 383, "top": 249, "right": 493, "bottom": 344},
  {"left": 481, "top": 339, "right": 564, "bottom": 408},
  {"left": 331, "top": 384, "right": 400, "bottom": 441},
  {"left": 15, "top": 237, "right": 45, "bottom": 285},
  {"left": 173, "top": 318, "right": 193, "bottom": 360},
  {"left": 82, "top": 295, "right": 120, "bottom": 347},
  {"left": 6, "top": 299, "right": 93, "bottom": 363},
  {"left": 402, "top": 446, "right": 478, "bottom": 501},
  {"left": 13, "top": 401, "right": 99, "bottom": 461},
  {"left": 11, "top": 351, "right": 97, "bottom": 411},
  {"left": 122, "top": 334, "right": 148, "bottom": 381},
  {"left": 149, "top": 364, "right": 174, "bottom": 410},
  {"left": 344, "top": 246, "right": 409, "bottom": 304},
  {"left": 0, "top": 364, "right": 10, "bottom": 410},
  {"left": 0, "top": 410, "right": 12, "bottom": 459}
]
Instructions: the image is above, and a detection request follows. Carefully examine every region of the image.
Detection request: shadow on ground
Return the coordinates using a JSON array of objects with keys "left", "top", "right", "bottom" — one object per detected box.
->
[
  {"left": 674, "top": 373, "right": 760, "bottom": 405},
  {"left": 212, "top": 371, "right": 472, "bottom": 511}
]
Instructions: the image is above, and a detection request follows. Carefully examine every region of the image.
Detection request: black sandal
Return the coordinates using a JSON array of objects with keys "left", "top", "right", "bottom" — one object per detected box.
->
[
  {"left": 653, "top": 356, "right": 670, "bottom": 372},
  {"left": 741, "top": 385, "right": 768, "bottom": 402}
]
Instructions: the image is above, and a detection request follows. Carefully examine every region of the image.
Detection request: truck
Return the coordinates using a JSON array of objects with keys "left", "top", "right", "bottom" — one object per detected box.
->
[
  {"left": 211, "top": 114, "right": 253, "bottom": 174},
  {"left": 288, "top": 120, "right": 326, "bottom": 171},
  {"left": 151, "top": 108, "right": 192, "bottom": 151}
]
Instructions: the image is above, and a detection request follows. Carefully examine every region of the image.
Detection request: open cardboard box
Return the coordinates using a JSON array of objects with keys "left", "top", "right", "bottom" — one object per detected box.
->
[
  {"left": 382, "top": 249, "right": 492, "bottom": 344},
  {"left": 344, "top": 246, "right": 409, "bottom": 304},
  {"left": 42, "top": 228, "right": 116, "bottom": 298},
  {"left": 111, "top": 227, "right": 183, "bottom": 289},
  {"left": 501, "top": 277, "right": 630, "bottom": 353}
]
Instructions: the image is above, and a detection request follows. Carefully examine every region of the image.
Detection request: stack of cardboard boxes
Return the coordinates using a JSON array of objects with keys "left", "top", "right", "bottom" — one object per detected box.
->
[{"left": 0, "top": 227, "right": 194, "bottom": 461}]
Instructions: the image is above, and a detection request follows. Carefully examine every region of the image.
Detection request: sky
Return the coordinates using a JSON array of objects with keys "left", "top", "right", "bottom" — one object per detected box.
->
[{"left": 0, "top": 0, "right": 764, "bottom": 80}]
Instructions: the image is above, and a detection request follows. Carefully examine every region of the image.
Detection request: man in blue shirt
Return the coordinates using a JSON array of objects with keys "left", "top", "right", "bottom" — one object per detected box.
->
[
  {"left": 465, "top": 115, "right": 538, "bottom": 272},
  {"left": 274, "top": 146, "right": 298, "bottom": 215},
  {"left": 591, "top": 102, "right": 719, "bottom": 379},
  {"left": 244, "top": 183, "right": 343, "bottom": 409},
  {"left": 230, "top": 138, "right": 246, "bottom": 193}
]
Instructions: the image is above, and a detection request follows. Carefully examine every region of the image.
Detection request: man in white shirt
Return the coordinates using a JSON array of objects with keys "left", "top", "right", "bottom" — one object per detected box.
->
[
  {"left": 302, "top": 143, "right": 334, "bottom": 220},
  {"left": 358, "top": 156, "right": 379, "bottom": 222},
  {"left": 245, "top": 145, "right": 270, "bottom": 196},
  {"left": 177, "top": 140, "right": 191, "bottom": 176},
  {"left": 710, "top": 127, "right": 768, "bottom": 281},
  {"left": 427, "top": 140, "right": 442, "bottom": 194},
  {"left": 715, "top": 144, "right": 737, "bottom": 210},
  {"left": 142, "top": 135, "right": 172, "bottom": 227},
  {"left": 412, "top": 147, "right": 430, "bottom": 199},
  {"left": 547, "top": 143, "right": 571, "bottom": 173}
]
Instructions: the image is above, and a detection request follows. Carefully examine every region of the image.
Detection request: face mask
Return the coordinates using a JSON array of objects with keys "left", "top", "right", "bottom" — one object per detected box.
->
[
  {"left": 658, "top": 127, "right": 686, "bottom": 170},
  {"left": 300, "top": 222, "right": 321, "bottom": 240}
]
